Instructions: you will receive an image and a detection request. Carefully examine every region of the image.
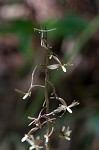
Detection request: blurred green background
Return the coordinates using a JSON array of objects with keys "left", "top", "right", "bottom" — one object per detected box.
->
[{"left": 0, "top": 0, "right": 99, "bottom": 150}]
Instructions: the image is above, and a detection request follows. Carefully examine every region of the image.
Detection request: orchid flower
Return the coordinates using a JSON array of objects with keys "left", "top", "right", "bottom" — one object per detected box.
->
[
  {"left": 50, "top": 96, "right": 79, "bottom": 115},
  {"left": 60, "top": 126, "right": 72, "bottom": 140},
  {"left": 15, "top": 65, "right": 45, "bottom": 99},
  {"left": 15, "top": 89, "right": 31, "bottom": 99},
  {"left": 21, "top": 134, "right": 43, "bottom": 150},
  {"left": 47, "top": 55, "right": 66, "bottom": 72}
]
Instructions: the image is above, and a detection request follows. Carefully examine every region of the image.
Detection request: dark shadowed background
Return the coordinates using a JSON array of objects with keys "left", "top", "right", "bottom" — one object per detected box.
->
[{"left": 0, "top": 0, "right": 99, "bottom": 150}]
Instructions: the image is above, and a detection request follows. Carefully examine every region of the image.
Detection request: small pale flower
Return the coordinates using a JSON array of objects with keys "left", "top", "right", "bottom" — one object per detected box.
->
[
  {"left": 52, "top": 55, "right": 66, "bottom": 71},
  {"left": 58, "top": 101, "right": 79, "bottom": 114},
  {"left": 51, "top": 96, "right": 79, "bottom": 115},
  {"left": 21, "top": 134, "right": 43, "bottom": 150},
  {"left": 47, "top": 55, "right": 66, "bottom": 72},
  {"left": 62, "top": 126, "right": 72, "bottom": 140},
  {"left": 16, "top": 66, "right": 44, "bottom": 100},
  {"left": 60, "top": 126, "right": 72, "bottom": 140}
]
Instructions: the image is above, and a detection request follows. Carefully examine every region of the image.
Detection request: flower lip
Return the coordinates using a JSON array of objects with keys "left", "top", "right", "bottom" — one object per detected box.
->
[
  {"left": 61, "top": 65, "right": 66, "bottom": 72},
  {"left": 48, "top": 55, "right": 67, "bottom": 72},
  {"left": 47, "top": 64, "right": 60, "bottom": 70},
  {"left": 66, "top": 107, "right": 72, "bottom": 113},
  {"left": 23, "top": 92, "right": 31, "bottom": 99},
  {"left": 21, "top": 134, "right": 28, "bottom": 142},
  {"left": 47, "top": 64, "right": 66, "bottom": 72}
]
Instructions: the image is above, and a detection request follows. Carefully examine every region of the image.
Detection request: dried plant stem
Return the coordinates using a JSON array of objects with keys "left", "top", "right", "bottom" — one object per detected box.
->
[{"left": 44, "top": 29, "right": 50, "bottom": 150}]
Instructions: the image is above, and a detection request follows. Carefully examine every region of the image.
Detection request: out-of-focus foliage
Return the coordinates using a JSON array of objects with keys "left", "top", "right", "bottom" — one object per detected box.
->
[
  {"left": 0, "top": 20, "right": 34, "bottom": 57},
  {"left": 43, "top": 14, "right": 88, "bottom": 38}
]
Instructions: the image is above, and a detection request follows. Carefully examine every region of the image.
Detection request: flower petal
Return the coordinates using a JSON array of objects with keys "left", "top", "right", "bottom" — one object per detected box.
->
[
  {"left": 47, "top": 64, "right": 60, "bottom": 70},
  {"left": 66, "top": 107, "right": 72, "bottom": 113},
  {"left": 49, "top": 55, "right": 53, "bottom": 59},
  {"left": 62, "top": 126, "right": 66, "bottom": 132},
  {"left": 23, "top": 93, "right": 29, "bottom": 99},
  {"left": 61, "top": 66, "right": 66, "bottom": 72},
  {"left": 69, "top": 101, "right": 79, "bottom": 108},
  {"left": 21, "top": 134, "right": 28, "bottom": 142},
  {"left": 65, "top": 136, "right": 71, "bottom": 140},
  {"left": 44, "top": 135, "right": 49, "bottom": 143},
  {"left": 29, "top": 145, "right": 35, "bottom": 150},
  {"left": 52, "top": 56, "right": 61, "bottom": 64}
]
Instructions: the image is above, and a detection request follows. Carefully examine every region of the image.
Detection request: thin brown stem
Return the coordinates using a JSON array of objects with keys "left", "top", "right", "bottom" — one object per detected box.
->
[{"left": 44, "top": 27, "right": 50, "bottom": 150}]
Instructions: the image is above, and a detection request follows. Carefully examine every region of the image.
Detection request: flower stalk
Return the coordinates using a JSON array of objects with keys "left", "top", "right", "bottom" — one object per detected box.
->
[
  {"left": 17, "top": 27, "right": 79, "bottom": 150},
  {"left": 44, "top": 27, "right": 50, "bottom": 150}
]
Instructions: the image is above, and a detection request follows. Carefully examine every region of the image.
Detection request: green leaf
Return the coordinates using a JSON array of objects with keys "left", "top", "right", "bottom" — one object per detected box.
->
[{"left": 42, "top": 13, "right": 88, "bottom": 38}]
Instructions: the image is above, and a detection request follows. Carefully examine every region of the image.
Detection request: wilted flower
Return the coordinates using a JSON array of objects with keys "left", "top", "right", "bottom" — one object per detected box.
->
[{"left": 21, "top": 134, "right": 43, "bottom": 150}]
